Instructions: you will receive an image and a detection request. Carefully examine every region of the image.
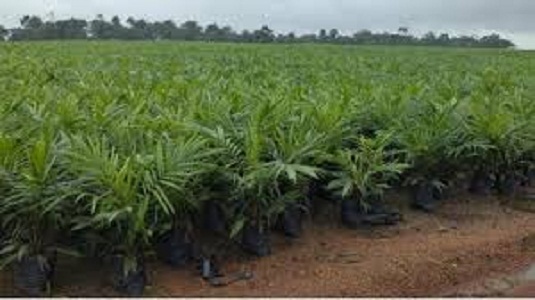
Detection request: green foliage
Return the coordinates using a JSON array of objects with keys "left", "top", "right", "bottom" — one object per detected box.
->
[
  {"left": 0, "top": 42, "right": 533, "bottom": 272},
  {"left": 0, "top": 131, "right": 76, "bottom": 267},
  {"left": 327, "top": 133, "right": 409, "bottom": 203}
]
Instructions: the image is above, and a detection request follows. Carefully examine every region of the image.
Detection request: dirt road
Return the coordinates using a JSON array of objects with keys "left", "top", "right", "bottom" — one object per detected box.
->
[{"left": 1, "top": 195, "right": 534, "bottom": 297}]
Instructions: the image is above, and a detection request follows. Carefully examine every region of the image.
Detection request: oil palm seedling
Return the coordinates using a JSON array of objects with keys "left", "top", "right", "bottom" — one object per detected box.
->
[
  {"left": 142, "top": 135, "right": 218, "bottom": 269},
  {"left": 0, "top": 132, "right": 76, "bottom": 296},
  {"left": 201, "top": 122, "right": 276, "bottom": 256},
  {"left": 265, "top": 114, "right": 325, "bottom": 238},
  {"left": 196, "top": 99, "right": 321, "bottom": 255},
  {"left": 459, "top": 70, "right": 535, "bottom": 196},
  {"left": 326, "top": 132, "right": 408, "bottom": 228},
  {"left": 65, "top": 135, "right": 148, "bottom": 296},
  {"left": 65, "top": 128, "right": 216, "bottom": 294},
  {"left": 394, "top": 97, "right": 464, "bottom": 212},
  {"left": 223, "top": 106, "right": 289, "bottom": 256},
  {"left": 299, "top": 95, "right": 351, "bottom": 213}
]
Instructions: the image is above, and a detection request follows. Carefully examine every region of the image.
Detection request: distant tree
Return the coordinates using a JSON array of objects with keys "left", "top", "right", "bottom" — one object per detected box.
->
[
  {"left": 451, "top": 35, "right": 476, "bottom": 47},
  {"left": 220, "top": 26, "right": 235, "bottom": 41},
  {"left": 126, "top": 17, "right": 152, "bottom": 40},
  {"left": 240, "top": 30, "right": 253, "bottom": 42},
  {"left": 52, "top": 18, "right": 87, "bottom": 39},
  {"left": 421, "top": 31, "right": 437, "bottom": 45},
  {"left": 398, "top": 27, "right": 409, "bottom": 35},
  {"left": 151, "top": 20, "right": 178, "bottom": 40},
  {"left": 20, "top": 15, "right": 43, "bottom": 29},
  {"left": 204, "top": 23, "right": 222, "bottom": 41},
  {"left": 111, "top": 16, "right": 121, "bottom": 28},
  {"left": 329, "top": 28, "right": 339, "bottom": 40},
  {"left": 253, "top": 25, "right": 274, "bottom": 43},
  {"left": 353, "top": 29, "right": 373, "bottom": 44},
  {"left": 89, "top": 15, "right": 114, "bottom": 39},
  {"left": 274, "top": 33, "right": 285, "bottom": 43},
  {"left": 437, "top": 33, "right": 450, "bottom": 45},
  {"left": 479, "top": 33, "right": 514, "bottom": 48},
  {"left": 287, "top": 32, "right": 296, "bottom": 43},
  {"left": 299, "top": 33, "right": 317, "bottom": 43},
  {"left": 2, "top": 14, "right": 515, "bottom": 47},
  {"left": 14, "top": 15, "right": 45, "bottom": 40},
  {"left": 181, "top": 20, "right": 202, "bottom": 41},
  {"left": 319, "top": 29, "right": 327, "bottom": 42},
  {"left": 0, "top": 25, "right": 7, "bottom": 40},
  {"left": 20, "top": 15, "right": 30, "bottom": 27},
  {"left": 273, "top": 32, "right": 296, "bottom": 43}
]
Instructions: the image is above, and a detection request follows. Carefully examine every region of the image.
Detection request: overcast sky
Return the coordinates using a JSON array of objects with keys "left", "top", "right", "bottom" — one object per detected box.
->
[{"left": 2, "top": 0, "right": 535, "bottom": 48}]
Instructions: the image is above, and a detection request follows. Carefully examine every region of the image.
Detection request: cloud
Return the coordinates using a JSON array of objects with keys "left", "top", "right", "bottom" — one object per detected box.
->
[{"left": 1, "top": 0, "right": 535, "bottom": 48}]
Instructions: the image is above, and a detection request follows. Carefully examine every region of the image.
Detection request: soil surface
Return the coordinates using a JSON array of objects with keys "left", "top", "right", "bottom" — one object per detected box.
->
[{"left": 1, "top": 194, "right": 534, "bottom": 297}]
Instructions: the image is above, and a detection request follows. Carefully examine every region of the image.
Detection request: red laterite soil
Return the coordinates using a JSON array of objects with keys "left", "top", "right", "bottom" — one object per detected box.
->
[{"left": 1, "top": 194, "right": 534, "bottom": 297}]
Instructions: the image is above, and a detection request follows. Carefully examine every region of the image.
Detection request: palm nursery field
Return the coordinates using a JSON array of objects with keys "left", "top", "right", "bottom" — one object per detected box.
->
[{"left": 0, "top": 42, "right": 534, "bottom": 296}]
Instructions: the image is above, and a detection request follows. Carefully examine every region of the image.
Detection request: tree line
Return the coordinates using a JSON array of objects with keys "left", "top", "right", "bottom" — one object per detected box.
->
[{"left": 0, "top": 15, "right": 515, "bottom": 48}]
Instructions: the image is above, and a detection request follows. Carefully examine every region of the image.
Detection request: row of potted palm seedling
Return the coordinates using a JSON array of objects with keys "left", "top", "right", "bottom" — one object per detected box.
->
[{"left": 0, "top": 65, "right": 534, "bottom": 296}]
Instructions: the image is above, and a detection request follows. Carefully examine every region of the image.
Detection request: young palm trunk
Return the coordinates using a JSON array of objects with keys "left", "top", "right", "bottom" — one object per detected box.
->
[{"left": 112, "top": 253, "right": 146, "bottom": 297}]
